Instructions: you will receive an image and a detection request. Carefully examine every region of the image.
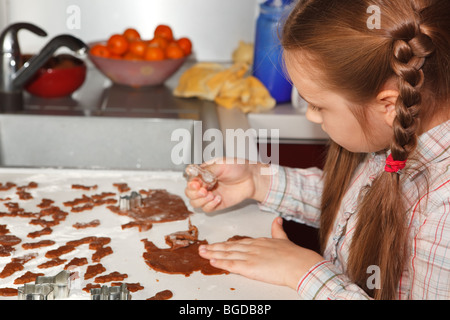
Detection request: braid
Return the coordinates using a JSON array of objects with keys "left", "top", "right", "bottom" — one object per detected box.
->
[
  {"left": 389, "top": 22, "right": 435, "bottom": 161},
  {"left": 349, "top": 13, "right": 437, "bottom": 300}
]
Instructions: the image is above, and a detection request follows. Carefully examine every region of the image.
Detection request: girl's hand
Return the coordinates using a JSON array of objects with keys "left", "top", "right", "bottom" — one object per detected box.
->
[
  {"left": 185, "top": 158, "right": 270, "bottom": 213},
  {"left": 198, "top": 217, "right": 324, "bottom": 290}
]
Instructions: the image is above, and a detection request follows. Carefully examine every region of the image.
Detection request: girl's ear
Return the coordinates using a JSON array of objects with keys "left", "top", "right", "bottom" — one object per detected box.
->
[{"left": 376, "top": 89, "right": 399, "bottom": 128}]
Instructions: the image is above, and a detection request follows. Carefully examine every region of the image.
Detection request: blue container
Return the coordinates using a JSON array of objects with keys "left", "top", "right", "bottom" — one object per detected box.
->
[{"left": 253, "top": 0, "right": 294, "bottom": 104}]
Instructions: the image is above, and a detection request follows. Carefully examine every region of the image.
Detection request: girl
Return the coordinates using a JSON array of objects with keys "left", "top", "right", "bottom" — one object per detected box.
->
[{"left": 185, "top": 0, "right": 449, "bottom": 300}]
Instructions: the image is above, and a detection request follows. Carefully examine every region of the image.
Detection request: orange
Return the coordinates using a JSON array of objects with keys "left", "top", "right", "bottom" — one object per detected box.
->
[
  {"left": 148, "top": 36, "right": 169, "bottom": 50},
  {"left": 109, "top": 53, "right": 123, "bottom": 59},
  {"left": 123, "top": 52, "right": 142, "bottom": 60},
  {"left": 129, "top": 40, "right": 147, "bottom": 57},
  {"left": 176, "top": 37, "right": 192, "bottom": 55},
  {"left": 123, "top": 28, "right": 141, "bottom": 42},
  {"left": 90, "top": 44, "right": 111, "bottom": 58},
  {"left": 154, "top": 24, "right": 173, "bottom": 41},
  {"left": 165, "top": 42, "right": 184, "bottom": 59},
  {"left": 144, "top": 46, "right": 165, "bottom": 61},
  {"left": 107, "top": 34, "right": 129, "bottom": 55}
]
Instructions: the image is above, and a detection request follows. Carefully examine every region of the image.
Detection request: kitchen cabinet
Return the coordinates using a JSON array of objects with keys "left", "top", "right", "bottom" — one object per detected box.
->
[{"left": 262, "top": 142, "right": 327, "bottom": 169}]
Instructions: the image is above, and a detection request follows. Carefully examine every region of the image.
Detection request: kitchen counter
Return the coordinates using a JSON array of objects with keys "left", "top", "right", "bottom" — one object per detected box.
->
[
  {"left": 247, "top": 104, "right": 329, "bottom": 142},
  {"left": 0, "top": 167, "right": 300, "bottom": 300},
  {"left": 217, "top": 103, "right": 329, "bottom": 148}
]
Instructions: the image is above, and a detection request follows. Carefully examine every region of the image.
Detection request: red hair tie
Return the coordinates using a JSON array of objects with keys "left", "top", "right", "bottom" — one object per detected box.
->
[{"left": 385, "top": 154, "right": 407, "bottom": 173}]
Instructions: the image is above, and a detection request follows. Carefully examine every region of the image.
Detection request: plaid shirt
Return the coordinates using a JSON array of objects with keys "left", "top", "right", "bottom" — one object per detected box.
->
[{"left": 260, "top": 120, "right": 450, "bottom": 300}]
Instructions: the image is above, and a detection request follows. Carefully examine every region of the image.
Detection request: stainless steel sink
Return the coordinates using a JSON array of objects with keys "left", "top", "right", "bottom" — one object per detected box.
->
[{"left": 0, "top": 63, "right": 220, "bottom": 170}]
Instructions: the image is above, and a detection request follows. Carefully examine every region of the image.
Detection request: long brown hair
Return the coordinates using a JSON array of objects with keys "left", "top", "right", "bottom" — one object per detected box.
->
[{"left": 282, "top": 0, "right": 450, "bottom": 299}]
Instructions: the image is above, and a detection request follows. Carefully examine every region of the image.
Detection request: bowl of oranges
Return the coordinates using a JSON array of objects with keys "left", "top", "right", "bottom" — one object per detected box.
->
[{"left": 88, "top": 25, "right": 192, "bottom": 87}]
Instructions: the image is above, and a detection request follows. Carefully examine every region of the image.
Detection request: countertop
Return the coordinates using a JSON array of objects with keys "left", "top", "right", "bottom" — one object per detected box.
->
[{"left": 0, "top": 167, "right": 300, "bottom": 300}]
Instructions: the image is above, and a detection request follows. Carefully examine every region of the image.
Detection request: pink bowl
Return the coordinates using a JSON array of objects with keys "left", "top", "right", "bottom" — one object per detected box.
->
[{"left": 88, "top": 41, "right": 188, "bottom": 87}]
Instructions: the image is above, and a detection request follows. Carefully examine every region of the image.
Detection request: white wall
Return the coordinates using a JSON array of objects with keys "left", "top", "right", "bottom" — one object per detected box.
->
[
  {"left": 0, "top": 1, "right": 6, "bottom": 31},
  {"left": 1, "top": 0, "right": 261, "bottom": 62}
]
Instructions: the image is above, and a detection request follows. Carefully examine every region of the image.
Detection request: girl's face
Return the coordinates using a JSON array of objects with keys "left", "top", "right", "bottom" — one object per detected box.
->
[{"left": 284, "top": 52, "right": 395, "bottom": 153}]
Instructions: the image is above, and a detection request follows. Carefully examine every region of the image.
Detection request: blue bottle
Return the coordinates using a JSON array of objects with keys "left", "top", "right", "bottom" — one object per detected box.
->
[{"left": 253, "top": 0, "right": 294, "bottom": 104}]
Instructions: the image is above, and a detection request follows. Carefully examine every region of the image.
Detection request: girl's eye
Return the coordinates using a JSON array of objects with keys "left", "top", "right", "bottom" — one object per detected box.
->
[{"left": 309, "top": 104, "right": 321, "bottom": 112}]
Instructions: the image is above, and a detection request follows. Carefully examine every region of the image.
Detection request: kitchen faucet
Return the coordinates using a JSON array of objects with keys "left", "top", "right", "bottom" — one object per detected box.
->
[{"left": 0, "top": 22, "right": 87, "bottom": 112}]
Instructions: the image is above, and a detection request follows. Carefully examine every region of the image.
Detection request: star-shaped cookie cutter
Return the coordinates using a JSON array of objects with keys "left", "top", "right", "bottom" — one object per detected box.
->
[
  {"left": 90, "top": 283, "right": 131, "bottom": 300},
  {"left": 18, "top": 270, "right": 71, "bottom": 300},
  {"left": 119, "top": 191, "right": 142, "bottom": 211},
  {"left": 185, "top": 164, "right": 217, "bottom": 191},
  {"left": 18, "top": 283, "right": 54, "bottom": 300},
  {"left": 35, "top": 270, "right": 71, "bottom": 299}
]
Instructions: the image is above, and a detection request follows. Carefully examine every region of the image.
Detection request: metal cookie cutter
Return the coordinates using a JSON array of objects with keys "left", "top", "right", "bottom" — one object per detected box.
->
[
  {"left": 35, "top": 270, "right": 71, "bottom": 299},
  {"left": 90, "top": 283, "right": 131, "bottom": 300},
  {"left": 185, "top": 164, "right": 217, "bottom": 190},
  {"left": 18, "top": 283, "right": 54, "bottom": 300},
  {"left": 119, "top": 191, "right": 142, "bottom": 211}
]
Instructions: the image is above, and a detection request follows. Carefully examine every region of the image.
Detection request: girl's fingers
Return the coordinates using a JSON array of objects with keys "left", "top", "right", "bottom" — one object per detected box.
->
[
  {"left": 198, "top": 242, "right": 252, "bottom": 273},
  {"left": 189, "top": 192, "right": 223, "bottom": 211},
  {"left": 185, "top": 180, "right": 207, "bottom": 199},
  {"left": 190, "top": 195, "right": 221, "bottom": 212},
  {"left": 208, "top": 258, "right": 243, "bottom": 273},
  {"left": 199, "top": 247, "right": 249, "bottom": 261},
  {"left": 189, "top": 191, "right": 214, "bottom": 208},
  {"left": 198, "top": 240, "right": 261, "bottom": 277},
  {"left": 201, "top": 195, "right": 222, "bottom": 212},
  {"left": 185, "top": 178, "right": 222, "bottom": 210},
  {"left": 188, "top": 179, "right": 201, "bottom": 190},
  {"left": 199, "top": 239, "right": 255, "bottom": 254}
]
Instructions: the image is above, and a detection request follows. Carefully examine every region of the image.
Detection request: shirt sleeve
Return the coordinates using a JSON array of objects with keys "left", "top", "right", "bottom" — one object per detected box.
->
[
  {"left": 258, "top": 164, "right": 324, "bottom": 228},
  {"left": 408, "top": 185, "right": 450, "bottom": 300},
  {"left": 296, "top": 261, "right": 372, "bottom": 300},
  {"left": 297, "top": 183, "right": 450, "bottom": 300}
]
